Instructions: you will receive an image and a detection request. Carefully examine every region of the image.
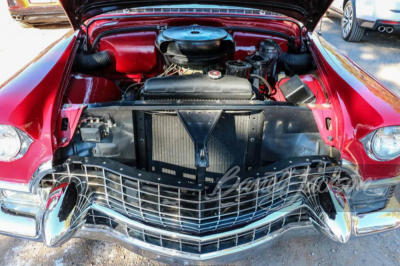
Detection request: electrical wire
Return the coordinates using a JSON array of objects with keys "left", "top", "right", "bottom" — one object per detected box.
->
[
  {"left": 125, "top": 82, "right": 144, "bottom": 94},
  {"left": 250, "top": 74, "right": 272, "bottom": 96}
]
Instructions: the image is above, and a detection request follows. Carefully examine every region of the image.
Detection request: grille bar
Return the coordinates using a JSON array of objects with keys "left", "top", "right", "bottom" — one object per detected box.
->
[
  {"left": 85, "top": 207, "right": 309, "bottom": 255},
  {"left": 46, "top": 156, "right": 342, "bottom": 235}
]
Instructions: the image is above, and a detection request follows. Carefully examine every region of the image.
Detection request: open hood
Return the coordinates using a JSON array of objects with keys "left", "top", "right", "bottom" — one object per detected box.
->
[{"left": 60, "top": 0, "right": 333, "bottom": 30}]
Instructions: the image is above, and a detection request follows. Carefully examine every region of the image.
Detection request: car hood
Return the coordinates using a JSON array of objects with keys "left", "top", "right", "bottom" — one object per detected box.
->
[{"left": 59, "top": 0, "right": 333, "bottom": 30}]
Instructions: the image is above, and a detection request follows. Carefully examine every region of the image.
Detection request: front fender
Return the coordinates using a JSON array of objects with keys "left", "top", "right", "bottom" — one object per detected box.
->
[
  {"left": 309, "top": 32, "right": 400, "bottom": 181},
  {"left": 0, "top": 30, "right": 79, "bottom": 185}
]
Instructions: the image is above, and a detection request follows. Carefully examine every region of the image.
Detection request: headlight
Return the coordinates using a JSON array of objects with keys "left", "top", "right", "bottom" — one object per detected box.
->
[
  {"left": 0, "top": 125, "right": 33, "bottom": 162},
  {"left": 362, "top": 126, "right": 400, "bottom": 161}
]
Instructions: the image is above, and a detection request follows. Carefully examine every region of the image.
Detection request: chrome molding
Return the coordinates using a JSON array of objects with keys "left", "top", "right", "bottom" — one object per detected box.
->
[
  {"left": 91, "top": 202, "right": 304, "bottom": 243},
  {"left": 29, "top": 160, "right": 54, "bottom": 194},
  {"left": 353, "top": 196, "right": 400, "bottom": 236},
  {"left": 42, "top": 183, "right": 88, "bottom": 247},
  {"left": 308, "top": 180, "right": 352, "bottom": 243},
  {"left": 0, "top": 206, "right": 38, "bottom": 239},
  {"left": 76, "top": 222, "right": 318, "bottom": 264},
  {"left": 0, "top": 180, "right": 31, "bottom": 193}
]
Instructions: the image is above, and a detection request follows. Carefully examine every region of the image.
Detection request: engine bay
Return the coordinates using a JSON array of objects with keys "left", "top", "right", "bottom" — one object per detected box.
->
[
  {"left": 69, "top": 24, "right": 323, "bottom": 104},
  {"left": 57, "top": 21, "right": 337, "bottom": 186}
]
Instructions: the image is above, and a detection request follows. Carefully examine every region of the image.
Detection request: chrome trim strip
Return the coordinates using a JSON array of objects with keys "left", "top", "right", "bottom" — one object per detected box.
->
[
  {"left": 353, "top": 196, "right": 400, "bottom": 236},
  {"left": 0, "top": 206, "right": 38, "bottom": 238},
  {"left": 29, "top": 160, "right": 53, "bottom": 194},
  {"left": 92, "top": 202, "right": 303, "bottom": 242},
  {"left": 76, "top": 222, "right": 318, "bottom": 263},
  {"left": 0, "top": 191, "right": 399, "bottom": 262},
  {"left": 365, "top": 176, "right": 400, "bottom": 188},
  {"left": 0, "top": 180, "right": 30, "bottom": 193}
]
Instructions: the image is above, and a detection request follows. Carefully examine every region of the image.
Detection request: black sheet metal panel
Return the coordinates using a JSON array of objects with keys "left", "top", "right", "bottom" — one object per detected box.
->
[
  {"left": 146, "top": 112, "right": 249, "bottom": 181},
  {"left": 261, "top": 106, "right": 328, "bottom": 164},
  {"left": 135, "top": 111, "right": 148, "bottom": 170},
  {"left": 78, "top": 104, "right": 330, "bottom": 179},
  {"left": 177, "top": 110, "right": 222, "bottom": 185},
  {"left": 56, "top": 109, "right": 137, "bottom": 165},
  {"left": 87, "top": 100, "right": 296, "bottom": 110}
]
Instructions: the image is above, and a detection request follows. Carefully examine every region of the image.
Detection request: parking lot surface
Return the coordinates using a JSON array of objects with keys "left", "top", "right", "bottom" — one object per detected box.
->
[{"left": 1, "top": 2, "right": 400, "bottom": 265}]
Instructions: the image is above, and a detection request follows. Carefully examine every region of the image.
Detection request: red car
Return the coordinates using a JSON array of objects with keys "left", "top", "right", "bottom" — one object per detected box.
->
[
  {"left": 1, "top": 0, "right": 400, "bottom": 264},
  {"left": 7, "top": 0, "right": 68, "bottom": 28}
]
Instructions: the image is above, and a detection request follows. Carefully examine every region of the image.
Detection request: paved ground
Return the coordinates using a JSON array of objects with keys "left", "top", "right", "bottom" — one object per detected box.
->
[
  {"left": 320, "top": 14, "right": 400, "bottom": 96},
  {"left": 1, "top": 2, "right": 400, "bottom": 265}
]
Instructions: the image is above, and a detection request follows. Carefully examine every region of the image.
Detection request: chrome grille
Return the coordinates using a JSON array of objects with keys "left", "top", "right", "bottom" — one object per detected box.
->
[
  {"left": 85, "top": 207, "right": 309, "bottom": 255},
  {"left": 46, "top": 157, "right": 341, "bottom": 235}
]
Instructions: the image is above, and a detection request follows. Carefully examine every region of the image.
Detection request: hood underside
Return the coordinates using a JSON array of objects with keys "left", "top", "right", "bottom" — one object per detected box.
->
[{"left": 59, "top": 0, "right": 333, "bottom": 30}]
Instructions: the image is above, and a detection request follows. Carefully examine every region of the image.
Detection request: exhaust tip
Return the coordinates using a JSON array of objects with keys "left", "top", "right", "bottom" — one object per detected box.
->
[
  {"left": 378, "top": 26, "right": 386, "bottom": 32},
  {"left": 387, "top": 27, "right": 394, "bottom": 34}
]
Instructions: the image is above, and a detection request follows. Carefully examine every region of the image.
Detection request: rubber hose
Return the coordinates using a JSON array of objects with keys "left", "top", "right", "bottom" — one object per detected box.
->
[
  {"left": 73, "top": 51, "right": 112, "bottom": 73},
  {"left": 279, "top": 53, "right": 314, "bottom": 75}
]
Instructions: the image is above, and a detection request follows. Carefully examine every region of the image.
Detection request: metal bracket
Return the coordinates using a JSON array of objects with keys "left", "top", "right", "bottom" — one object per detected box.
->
[
  {"left": 245, "top": 111, "right": 264, "bottom": 171},
  {"left": 178, "top": 110, "right": 222, "bottom": 186},
  {"left": 57, "top": 104, "right": 87, "bottom": 149},
  {"left": 135, "top": 111, "right": 148, "bottom": 171}
]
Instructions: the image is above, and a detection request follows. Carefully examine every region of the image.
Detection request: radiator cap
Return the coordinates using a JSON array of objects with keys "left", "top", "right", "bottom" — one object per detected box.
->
[{"left": 208, "top": 70, "right": 222, "bottom": 80}]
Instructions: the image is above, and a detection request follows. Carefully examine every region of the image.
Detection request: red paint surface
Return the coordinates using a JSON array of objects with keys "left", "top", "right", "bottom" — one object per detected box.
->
[
  {"left": 309, "top": 33, "right": 400, "bottom": 180},
  {"left": 65, "top": 74, "right": 122, "bottom": 104},
  {"left": 0, "top": 30, "right": 78, "bottom": 184},
  {"left": 87, "top": 16, "right": 301, "bottom": 52},
  {"left": 276, "top": 75, "right": 327, "bottom": 104},
  {"left": 98, "top": 31, "right": 158, "bottom": 74}
]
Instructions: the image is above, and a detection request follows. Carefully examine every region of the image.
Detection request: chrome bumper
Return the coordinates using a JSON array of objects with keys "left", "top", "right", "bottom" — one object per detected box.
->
[
  {"left": 1, "top": 156, "right": 400, "bottom": 264},
  {"left": 77, "top": 222, "right": 318, "bottom": 265},
  {"left": 1, "top": 194, "right": 400, "bottom": 264}
]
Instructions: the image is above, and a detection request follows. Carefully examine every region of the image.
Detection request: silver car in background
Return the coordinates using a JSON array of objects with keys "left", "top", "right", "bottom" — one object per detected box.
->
[{"left": 329, "top": 0, "right": 400, "bottom": 42}]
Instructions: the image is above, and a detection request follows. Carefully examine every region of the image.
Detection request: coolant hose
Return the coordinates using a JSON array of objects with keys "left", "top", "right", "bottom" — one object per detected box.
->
[
  {"left": 279, "top": 53, "right": 314, "bottom": 75},
  {"left": 73, "top": 51, "right": 112, "bottom": 73}
]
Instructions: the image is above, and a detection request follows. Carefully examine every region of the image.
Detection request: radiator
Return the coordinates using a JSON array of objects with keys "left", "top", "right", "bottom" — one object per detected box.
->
[{"left": 145, "top": 112, "right": 250, "bottom": 181}]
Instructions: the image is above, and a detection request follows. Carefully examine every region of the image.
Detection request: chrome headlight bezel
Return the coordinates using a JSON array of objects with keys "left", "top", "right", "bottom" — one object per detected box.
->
[
  {"left": 362, "top": 126, "right": 400, "bottom": 162},
  {"left": 0, "top": 125, "right": 33, "bottom": 162}
]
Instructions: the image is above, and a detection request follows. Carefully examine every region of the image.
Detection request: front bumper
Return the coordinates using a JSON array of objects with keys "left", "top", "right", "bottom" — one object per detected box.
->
[
  {"left": 9, "top": 5, "right": 68, "bottom": 25},
  {"left": 1, "top": 197, "right": 400, "bottom": 264},
  {"left": 1, "top": 157, "right": 400, "bottom": 264}
]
